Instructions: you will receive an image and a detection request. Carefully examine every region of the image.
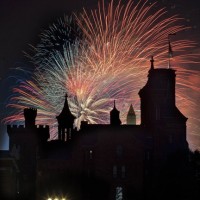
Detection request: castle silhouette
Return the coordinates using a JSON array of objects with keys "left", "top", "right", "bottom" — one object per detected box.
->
[{"left": 6, "top": 57, "right": 188, "bottom": 200}]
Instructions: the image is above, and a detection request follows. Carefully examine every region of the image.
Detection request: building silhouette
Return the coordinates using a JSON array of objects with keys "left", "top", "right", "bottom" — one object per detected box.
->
[
  {"left": 126, "top": 104, "right": 136, "bottom": 125},
  {"left": 5, "top": 58, "right": 189, "bottom": 200}
]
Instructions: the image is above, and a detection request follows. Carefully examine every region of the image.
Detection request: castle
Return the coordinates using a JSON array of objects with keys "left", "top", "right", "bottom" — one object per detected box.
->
[{"left": 6, "top": 58, "right": 188, "bottom": 200}]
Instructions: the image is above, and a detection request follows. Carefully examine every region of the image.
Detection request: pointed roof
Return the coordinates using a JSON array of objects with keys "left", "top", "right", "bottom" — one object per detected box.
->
[
  {"left": 128, "top": 104, "right": 135, "bottom": 116},
  {"left": 56, "top": 94, "right": 75, "bottom": 121},
  {"left": 110, "top": 100, "right": 121, "bottom": 125},
  {"left": 110, "top": 100, "right": 120, "bottom": 114}
]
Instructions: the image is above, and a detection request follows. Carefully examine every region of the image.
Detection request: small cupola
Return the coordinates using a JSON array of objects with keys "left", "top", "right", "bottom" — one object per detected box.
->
[{"left": 110, "top": 100, "right": 121, "bottom": 125}]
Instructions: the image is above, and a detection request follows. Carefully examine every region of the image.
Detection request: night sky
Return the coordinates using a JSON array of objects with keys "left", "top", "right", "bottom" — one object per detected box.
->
[{"left": 0, "top": 0, "right": 200, "bottom": 150}]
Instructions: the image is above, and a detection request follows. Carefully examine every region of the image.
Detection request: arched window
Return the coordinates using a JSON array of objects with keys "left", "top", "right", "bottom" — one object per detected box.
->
[
  {"left": 68, "top": 128, "right": 72, "bottom": 139},
  {"left": 89, "top": 150, "right": 93, "bottom": 159}
]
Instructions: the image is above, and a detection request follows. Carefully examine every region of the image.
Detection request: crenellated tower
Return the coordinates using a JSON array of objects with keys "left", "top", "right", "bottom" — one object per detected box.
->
[
  {"left": 139, "top": 57, "right": 188, "bottom": 155},
  {"left": 7, "top": 108, "right": 49, "bottom": 200},
  {"left": 24, "top": 108, "right": 37, "bottom": 128}
]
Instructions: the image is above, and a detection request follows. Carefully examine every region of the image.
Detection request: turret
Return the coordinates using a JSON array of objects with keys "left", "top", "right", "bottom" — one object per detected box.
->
[
  {"left": 139, "top": 57, "right": 188, "bottom": 154},
  {"left": 7, "top": 108, "right": 49, "bottom": 200},
  {"left": 56, "top": 94, "right": 76, "bottom": 141},
  {"left": 24, "top": 108, "right": 37, "bottom": 128},
  {"left": 126, "top": 104, "right": 136, "bottom": 125},
  {"left": 139, "top": 57, "right": 181, "bottom": 127},
  {"left": 110, "top": 100, "right": 121, "bottom": 125}
]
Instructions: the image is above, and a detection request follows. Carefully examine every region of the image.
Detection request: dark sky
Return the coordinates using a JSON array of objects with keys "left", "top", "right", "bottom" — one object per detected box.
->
[
  {"left": 0, "top": 0, "right": 200, "bottom": 149},
  {"left": 0, "top": 0, "right": 100, "bottom": 79}
]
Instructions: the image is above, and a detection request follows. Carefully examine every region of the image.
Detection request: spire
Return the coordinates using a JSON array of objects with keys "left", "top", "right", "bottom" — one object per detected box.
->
[
  {"left": 56, "top": 93, "right": 76, "bottom": 126},
  {"left": 127, "top": 104, "right": 136, "bottom": 125},
  {"left": 113, "top": 100, "right": 116, "bottom": 109},
  {"left": 150, "top": 56, "right": 154, "bottom": 70},
  {"left": 56, "top": 93, "right": 76, "bottom": 141},
  {"left": 111, "top": 100, "right": 119, "bottom": 113},
  {"left": 62, "top": 93, "right": 70, "bottom": 113},
  {"left": 128, "top": 104, "right": 135, "bottom": 115}
]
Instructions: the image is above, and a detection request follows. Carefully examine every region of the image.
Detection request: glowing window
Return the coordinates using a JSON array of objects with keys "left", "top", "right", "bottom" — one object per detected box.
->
[
  {"left": 89, "top": 150, "right": 93, "bottom": 159},
  {"left": 69, "top": 128, "right": 72, "bottom": 139},
  {"left": 116, "top": 187, "right": 123, "bottom": 200}
]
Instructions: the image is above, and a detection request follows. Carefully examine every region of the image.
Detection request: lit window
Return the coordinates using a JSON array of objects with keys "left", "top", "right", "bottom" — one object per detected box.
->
[
  {"left": 69, "top": 128, "right": 72, "bottom": 139},
  {"left": 89, "top": 150, "right": 93, "bottom": 159},
  {"left": 116, "top": 187, "right": 123, "bottom": 200},
  {"left": 64, "top": 128, "right": 67, "bottom": 141},
  {"left": 113, "top": 165, "right": 117, "bottom": 178}
]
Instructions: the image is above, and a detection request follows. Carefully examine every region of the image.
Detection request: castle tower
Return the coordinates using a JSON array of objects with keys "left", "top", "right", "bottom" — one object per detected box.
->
[
  {"left": 139, "top": 56, "right": 180, "bottom": 127},
  {"left": 7, "top": 108, "right": 49, "bottom": 200},
  {"left": 24, "top": 108, "right": 37, "bottom": 128},
  {"left": 126, "top": 104, "right": 136, "bottom": 125},
  {"left": 139, "top": 57, "right": 188, "bottom": 153},
  {"left": 56, "top": 94, "right": 76, "bottom": 141},
  {"left": 110, "top": 100, "right": 121, "bottom": 125}
]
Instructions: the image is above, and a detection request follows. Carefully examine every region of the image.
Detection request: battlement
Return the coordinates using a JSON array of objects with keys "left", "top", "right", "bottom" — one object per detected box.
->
[
  {"left": 24, "top": 107, "right": 37, "bottom": 117},
  {"left": 7, "top": 124, "right": 49, "bottom": 131},
  {"left": 37, "top": 125, "right": 49, "bottom": 129},
  {"left": 7, "top": 124, "right": 50, "bottom": 143},
  {"left": 7, "top": 125, "right": 25, "bottom": 130},
  {"left": 24, "top": 107, "right": 37, "bottom": 127}
]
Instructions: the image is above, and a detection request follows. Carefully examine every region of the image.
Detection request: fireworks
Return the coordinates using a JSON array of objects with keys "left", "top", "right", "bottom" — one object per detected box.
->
[
  {"left": 26, "top": 15, "right": 82, "bottom": 68},
  {"left": 4, "top": 0, "right": 200, "bottom": 149}
]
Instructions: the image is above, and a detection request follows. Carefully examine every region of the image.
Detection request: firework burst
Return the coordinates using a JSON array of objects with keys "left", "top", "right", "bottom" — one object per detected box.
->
[
  {"left": 4, "top": 0, "right": 200, "bottom": 149},
  {"left": 25, "top": 15, "right": 82, "bottom": 68}
]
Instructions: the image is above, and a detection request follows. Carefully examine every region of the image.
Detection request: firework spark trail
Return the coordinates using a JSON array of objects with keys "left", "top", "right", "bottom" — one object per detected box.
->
[
  {"left": 4, "top": 0, "right": 200, "bottom": 149},
  {"left": 77, "top": 0, "right": 196, "bottom": 72},
  {"left": 74, "top": 0, "right": 200, "bottom": 148}
]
